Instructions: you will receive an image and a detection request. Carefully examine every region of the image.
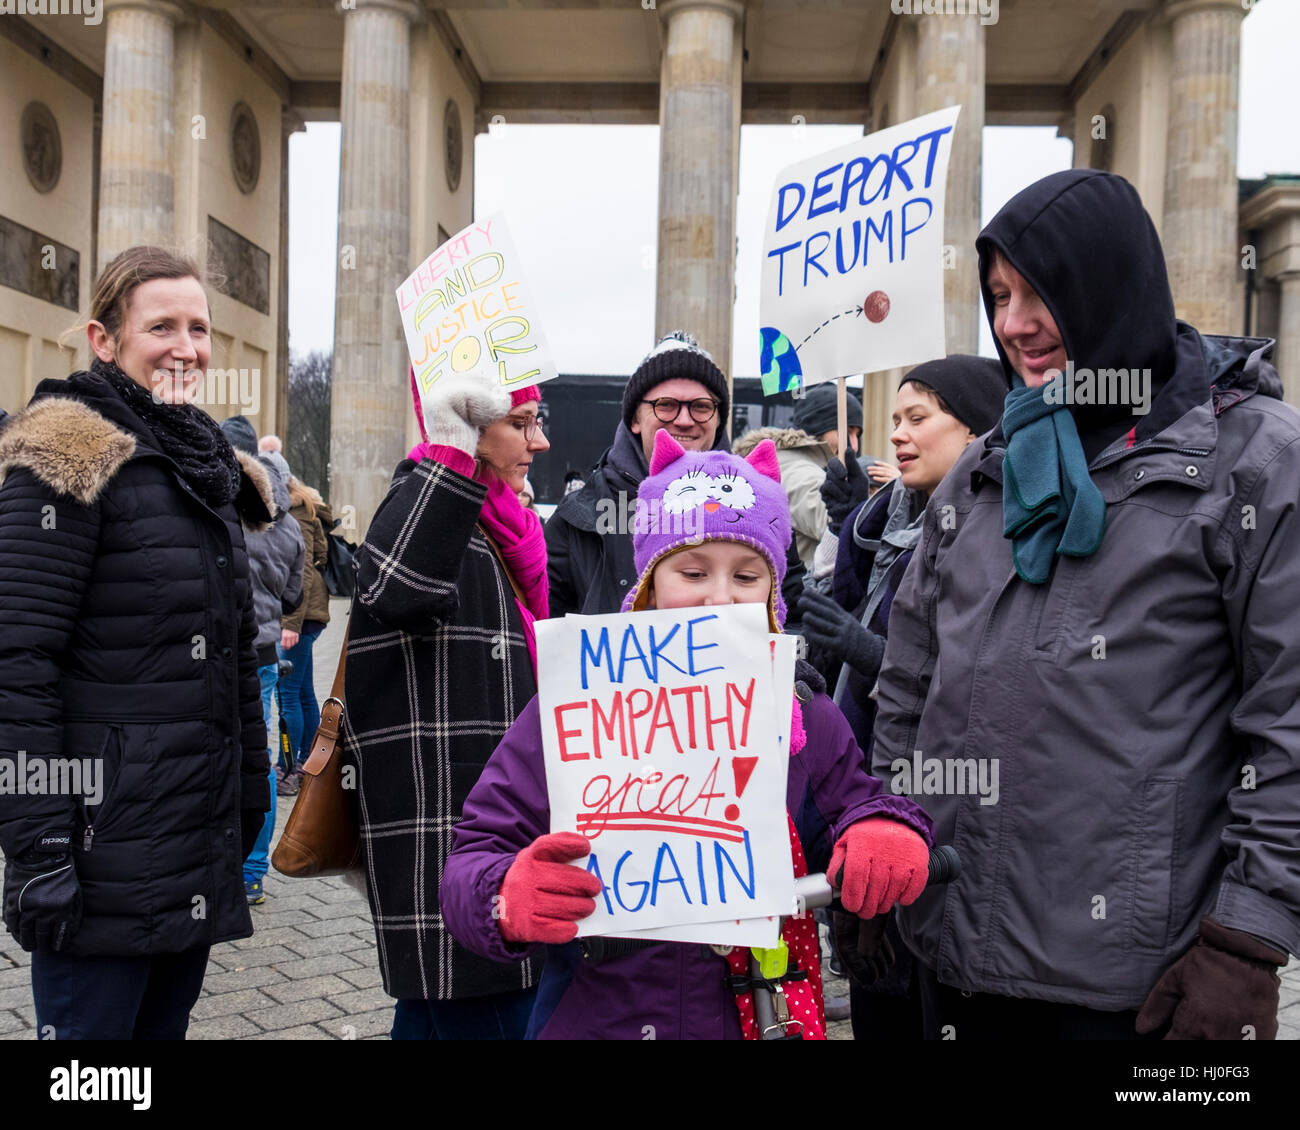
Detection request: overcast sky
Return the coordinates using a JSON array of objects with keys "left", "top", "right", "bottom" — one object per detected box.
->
[{"left": 288, "top": 1, "right": 1299, "bottom": 378}]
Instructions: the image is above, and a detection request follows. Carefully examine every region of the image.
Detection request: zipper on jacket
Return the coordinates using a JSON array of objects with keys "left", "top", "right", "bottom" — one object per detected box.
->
[{"left": 78, "top": 726, "right": 124, "bottom": 855}]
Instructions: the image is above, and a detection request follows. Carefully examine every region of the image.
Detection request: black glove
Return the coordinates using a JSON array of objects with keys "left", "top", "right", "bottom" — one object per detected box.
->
[
  {"left": 241, "top": 808, "right": 265, "bottom": 860},
  {"left": 799, "top": 588, "right": 885, "bottom": 678},
  {"left": 3, "top": 830, "right": 82, "bottom": 952},
  {"left": 832, "top": 909, "right": 895, "bottom": 988},
  {"left": 821, "top": 456, "right": 870, "bottom": 535}
]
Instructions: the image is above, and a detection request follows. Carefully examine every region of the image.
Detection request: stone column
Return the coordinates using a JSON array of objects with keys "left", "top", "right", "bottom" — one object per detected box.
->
[
  {"left": 97, "top": 0, "right": 181, "bottom": 271},
  {"left": 914, "top": 14, "right": 985, "bottom": 357},
  {"left": 277, "top": 110, "right": 305, "bottom": 444},
  {"left": 655, "top": 0, "right": 744, "bottom": 385},
  {"left": 1276, "top": 272, "right": 1300, "bottom": 405},
  {"left": 1162, "top": 0, "right": 1244, "bottom": 334},
  {"left": 328, "top": 0, "right": 417, "bottom": 535}
]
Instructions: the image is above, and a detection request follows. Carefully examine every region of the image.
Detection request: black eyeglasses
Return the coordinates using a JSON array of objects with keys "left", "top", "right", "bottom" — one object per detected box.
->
[{"left": 642, "top": 397, "right": 719, "bottom": 424}]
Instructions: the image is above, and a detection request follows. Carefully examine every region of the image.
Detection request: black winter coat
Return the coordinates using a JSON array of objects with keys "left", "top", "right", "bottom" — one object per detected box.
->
[
  {"left": 544, "top": 423, "right": 646, "bottom": 616},
  {"left": 0, "top": 372, "right": 273, "bottom": 956}
]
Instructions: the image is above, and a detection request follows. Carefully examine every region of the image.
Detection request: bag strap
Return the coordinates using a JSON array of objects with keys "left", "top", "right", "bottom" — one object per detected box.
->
[
  {"left": 303, "top": 619, "right": 349, "bottom": 775},
  {"left": 478, "top": 525, "right": 528, "bottom": 607},
  {"left": 329, "top": 620, "right": 349, "bottom": 701}
]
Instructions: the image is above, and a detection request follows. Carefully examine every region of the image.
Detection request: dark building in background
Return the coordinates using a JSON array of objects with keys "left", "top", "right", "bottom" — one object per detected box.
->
[{"left": 530, "top": 374, "right": 804, "bottom": 506}]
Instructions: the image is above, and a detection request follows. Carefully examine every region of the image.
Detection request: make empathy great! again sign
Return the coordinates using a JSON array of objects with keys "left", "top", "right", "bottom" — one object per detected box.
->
[
  {"left": 536, "top": 604, "right": 796, "bottom": 941},
  {"left": 396, "top": 213, "right": 558, "bottom": 394}
]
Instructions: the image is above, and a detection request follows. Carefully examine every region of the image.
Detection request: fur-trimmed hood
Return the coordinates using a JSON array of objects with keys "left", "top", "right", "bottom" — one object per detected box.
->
[
  {"left": 0, "top": 392, "right": 273, "bottom": 531},
  {"left": 732, "top": 426, "right": 830, "bottom": 458}
]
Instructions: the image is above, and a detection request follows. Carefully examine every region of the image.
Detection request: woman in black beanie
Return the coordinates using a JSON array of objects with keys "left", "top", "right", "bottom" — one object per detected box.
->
[{"left": 796, "top": 355, "right": 1008, "bottom": 1039}]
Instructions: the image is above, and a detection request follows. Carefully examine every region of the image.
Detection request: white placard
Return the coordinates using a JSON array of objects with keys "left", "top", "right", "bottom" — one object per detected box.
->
[
  {"left": 537, "top": 605, "right": 796, "bottom": 942},
  {"left": 396, "top": 213, "right": 558, "bottom": 398},
  {"left": 758, "top": 106, "right": 961, "bottom": 392}
]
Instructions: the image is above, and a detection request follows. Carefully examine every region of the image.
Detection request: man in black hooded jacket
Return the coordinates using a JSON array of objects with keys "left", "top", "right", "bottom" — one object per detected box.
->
[{"left": 872, "top": 170, "right": 1300, "bottom": 1041}]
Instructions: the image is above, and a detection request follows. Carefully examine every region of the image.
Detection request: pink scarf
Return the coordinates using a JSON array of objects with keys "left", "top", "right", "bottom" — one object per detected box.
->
[
  {"left": 406, "top": 439, "right": 549, "bottom": 673},
  {"left": 475, "top": 470, "right": 549, "bottom": 672}
]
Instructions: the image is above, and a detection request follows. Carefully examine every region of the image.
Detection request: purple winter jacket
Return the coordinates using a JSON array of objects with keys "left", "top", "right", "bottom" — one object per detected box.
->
[{"left": 441, "top": 670, "right": 934, "bottom": 1040}]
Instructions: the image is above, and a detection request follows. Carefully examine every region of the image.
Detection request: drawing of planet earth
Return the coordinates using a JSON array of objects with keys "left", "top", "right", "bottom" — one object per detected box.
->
[{"left": 759, "top": 326, "right": 803, "bottom": 395}]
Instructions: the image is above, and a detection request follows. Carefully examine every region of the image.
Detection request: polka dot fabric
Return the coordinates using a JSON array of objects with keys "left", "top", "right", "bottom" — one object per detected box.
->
[{"left": 724, "top": 765, "right": 826, "bottom": 1041}]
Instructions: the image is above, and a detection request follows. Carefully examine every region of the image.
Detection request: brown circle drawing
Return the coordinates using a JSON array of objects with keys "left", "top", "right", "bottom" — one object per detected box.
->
[
  {"left": 863, "top": 290, "right": 890, "bottom": 323},
  {"left": 231, "top": 102, "right": 261, "bottom": 194},
  {"left": 444, "top": 99, "right": 462, "bottom": 193},
  {"left": 21, "top": 102, "right": 62, "bottom": 194}
]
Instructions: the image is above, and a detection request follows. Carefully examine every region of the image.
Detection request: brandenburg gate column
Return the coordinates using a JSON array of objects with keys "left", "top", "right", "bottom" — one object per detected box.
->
[
  {"left": 655, "top": 0, "right": 744, "bottom": 383},
  {"left": 1161, "top": 0, "right": 1244, "bottom": 334},
  {"left": 328, "top": 0, "right": 417, "bottom": 536},
  {"left": 914, "top": 12, "right": 985, "bottom": 356},
  {"left": 98, "top": 0, "right": 181, "bottom": 270}
]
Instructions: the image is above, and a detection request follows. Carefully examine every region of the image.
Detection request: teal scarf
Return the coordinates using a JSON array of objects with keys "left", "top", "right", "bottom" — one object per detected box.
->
[{"left": 1001, "top": 376, "right": 1107, "bottom": 584}]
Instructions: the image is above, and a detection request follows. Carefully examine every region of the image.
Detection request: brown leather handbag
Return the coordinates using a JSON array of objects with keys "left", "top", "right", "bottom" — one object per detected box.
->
[{"left": 272, "top": 623, "right": 362, "bottom": 878}]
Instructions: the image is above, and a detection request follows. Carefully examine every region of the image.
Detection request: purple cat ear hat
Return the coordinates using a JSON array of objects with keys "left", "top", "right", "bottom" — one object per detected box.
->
[{"left": 622, "top": 430, "right": 792, "bottom": 631}]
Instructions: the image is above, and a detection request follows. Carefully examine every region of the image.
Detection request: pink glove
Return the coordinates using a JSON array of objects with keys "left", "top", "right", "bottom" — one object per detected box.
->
[
  {"left": 828, "top": 817, "right": 929, "bottom": 919},
  {"left": 497, "top": 832, "right": 604, "bottom": 945}
]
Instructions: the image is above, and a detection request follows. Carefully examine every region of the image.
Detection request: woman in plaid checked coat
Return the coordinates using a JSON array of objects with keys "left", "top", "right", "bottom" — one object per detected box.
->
[{"left": 345, "top": 368, "right": 550, "bottom": 1040}]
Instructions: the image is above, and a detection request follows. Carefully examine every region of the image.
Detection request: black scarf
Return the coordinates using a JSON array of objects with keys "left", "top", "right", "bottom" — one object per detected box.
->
[{"left": 93, "top": 358, "right": 242, "bottom": 509}]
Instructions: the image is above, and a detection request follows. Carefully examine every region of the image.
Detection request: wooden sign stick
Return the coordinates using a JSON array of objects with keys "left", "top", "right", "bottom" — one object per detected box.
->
[{"left": 837, "top": 373, "right": 848, "bottom": 463}]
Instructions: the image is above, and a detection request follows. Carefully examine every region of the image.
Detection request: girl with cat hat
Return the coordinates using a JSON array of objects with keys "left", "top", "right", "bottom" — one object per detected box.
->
[{"left": 441, "top": 430, "right": 934, "bottom": 1039}]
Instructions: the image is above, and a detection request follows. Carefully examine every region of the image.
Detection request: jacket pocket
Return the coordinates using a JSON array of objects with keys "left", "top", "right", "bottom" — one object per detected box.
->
[
  {"left": 1029, "top": 558, "right": 1081, "bottom": 660},
  {"left": 76, "top": 725, "right": 126, "bottom": 854},
  {"left": 1128, "top": 777, "right": 1181, "bottom": 952}
]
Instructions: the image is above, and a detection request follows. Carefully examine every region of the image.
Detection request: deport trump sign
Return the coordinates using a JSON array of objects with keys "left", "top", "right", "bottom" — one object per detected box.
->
[
  {"left": 397, "top": 214, "right": 558, "bottom": 395},
  {"left": 536, "top": 604, "right": 796, "bottom": 943},
  {"left": 758, "top": 105, "right": 961, "bottom": 393}
]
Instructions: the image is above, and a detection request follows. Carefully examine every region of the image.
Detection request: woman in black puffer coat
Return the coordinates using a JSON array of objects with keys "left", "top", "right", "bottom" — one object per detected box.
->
[{"left": 0, "top": 247, "right": 273, "bottom": 1040}]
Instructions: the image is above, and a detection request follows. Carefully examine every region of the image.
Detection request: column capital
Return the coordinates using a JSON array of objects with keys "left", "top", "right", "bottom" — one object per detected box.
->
[
  {"left": 282, "top": 108, "right": 306, "bottom": 139},
  {"left": 104, "top": 0, "right": 183, "bottom": 20},
  {"left": 658, "top": 0, "right": 746, "bottom": 24},
  {"left": 335, "top": 0, "right": 420, "bottom": 21},
  {"left": 1162, "top": 0, "right": 1247, "bottom": 25}
]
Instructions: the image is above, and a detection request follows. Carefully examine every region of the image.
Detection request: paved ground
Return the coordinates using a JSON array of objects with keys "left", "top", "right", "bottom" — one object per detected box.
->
[{"left": 2, "top": 595, "right": 1298, "bottom": 1040}]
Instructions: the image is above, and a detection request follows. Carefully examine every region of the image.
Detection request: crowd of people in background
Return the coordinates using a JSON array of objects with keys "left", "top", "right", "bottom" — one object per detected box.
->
[{"left": 1, "top": 169, "right": 1297, "bottom": 1042}]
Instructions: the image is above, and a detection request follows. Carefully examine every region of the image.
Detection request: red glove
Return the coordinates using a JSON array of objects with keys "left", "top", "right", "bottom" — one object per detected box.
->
[
  {"left": 497, "top": 832, "right": 604, "bottom": 945},
  {"left": 828, "top": 817, "right": 928, "bottom": 919}
]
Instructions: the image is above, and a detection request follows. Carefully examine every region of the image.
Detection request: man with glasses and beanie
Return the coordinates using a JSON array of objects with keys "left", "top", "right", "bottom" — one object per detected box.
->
[{"left": 546, "top": 332, "right": 733, "bottom": 616}]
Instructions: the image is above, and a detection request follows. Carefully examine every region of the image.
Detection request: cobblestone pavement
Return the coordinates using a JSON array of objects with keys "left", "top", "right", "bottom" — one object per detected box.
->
[{"left": 2, "top": 597, "right": 1297, "bottom": 1040}]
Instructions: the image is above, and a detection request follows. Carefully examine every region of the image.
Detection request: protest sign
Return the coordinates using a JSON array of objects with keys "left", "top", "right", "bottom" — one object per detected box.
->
[
  {"left": 397, "top": 213, "right": 557, "bottom": 397},
  {"left": 758, "top": 105, "right": 962, "bottom": 394},
  {"left": 608, "top": 633, "right": 800, "bottom": 947},
  {"left": 536, "top": 605, "right": 796, "bottom": 942}
]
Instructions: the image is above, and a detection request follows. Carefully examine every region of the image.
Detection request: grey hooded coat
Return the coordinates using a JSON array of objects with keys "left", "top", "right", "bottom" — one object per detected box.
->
[
  {"left": 872, "top": 171, "right": 1300, "bottom": 1011},
  {"left": 246, "top": 457, "right": 304, "bottom": 657}
]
